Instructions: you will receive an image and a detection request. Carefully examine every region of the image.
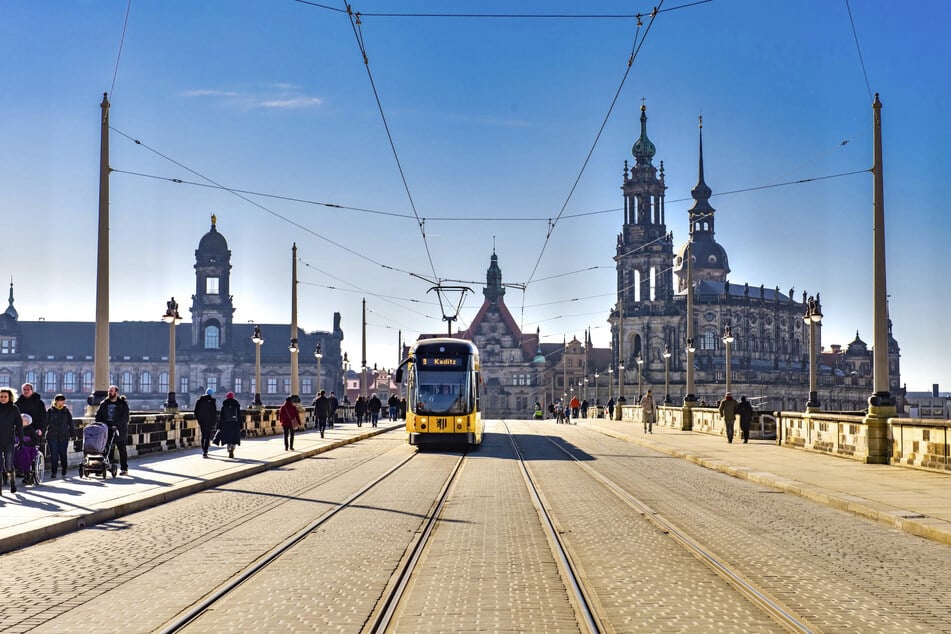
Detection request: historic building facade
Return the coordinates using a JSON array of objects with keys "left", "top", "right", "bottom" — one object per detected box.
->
[
  {"left": 0, "top": 217, "right": 344, "bottom": 411},
  {"left": 609, "top": 106, "right": 903, "bottom": 412}
]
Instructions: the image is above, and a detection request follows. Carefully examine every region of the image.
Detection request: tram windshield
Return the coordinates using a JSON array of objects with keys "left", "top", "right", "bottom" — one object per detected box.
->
[{"left": 413, "top": 369, "right": 470, "bottom": 415}]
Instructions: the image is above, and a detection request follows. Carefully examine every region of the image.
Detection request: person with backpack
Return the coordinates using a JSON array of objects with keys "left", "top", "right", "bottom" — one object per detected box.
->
[
  {"left": 194, "top": 388, "right": 218, "bottom": 458},
  {"left": 216, "top": 392, "right": 242, "bottom": 458},
  {"left": 367, "top": 393, "right": 383, "bottom": 428}
]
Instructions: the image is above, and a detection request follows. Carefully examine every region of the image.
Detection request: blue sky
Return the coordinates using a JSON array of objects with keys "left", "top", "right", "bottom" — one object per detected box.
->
[{"left": 2, "top": 1, "right": 948, "bottom": 392}]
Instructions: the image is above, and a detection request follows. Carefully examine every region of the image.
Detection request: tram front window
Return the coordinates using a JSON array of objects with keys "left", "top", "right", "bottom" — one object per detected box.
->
[{"left": 415, "top": 370, "right": 468, "bottom": 414}]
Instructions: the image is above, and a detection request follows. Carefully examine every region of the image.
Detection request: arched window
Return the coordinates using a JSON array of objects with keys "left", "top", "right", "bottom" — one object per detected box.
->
[
  {"left": 82, "top": 371, "right": 94, "bottom": 392},
  {"left": 700, "top": 330, "right": 717, "bottom": 351},
  {"left": 25, "top": 371, "right": 37, "bottom": 386},
  {"left": 43, "top": 371, "right": 57, "bottom": 393},
  {"left": 120, "top": 371, "right": 134, "bottom": 394},
  {"left": 204, "top": 324, "right": 220, "bottom": 350},
  {"left": 63, "top": 372, "right": 77, "bottom": 393},
  {"left": 140, "top": 372, "right": 152, "bottom": 393},
  {"left": 158, "top": 372, "right": 169, "bottom": 393}
]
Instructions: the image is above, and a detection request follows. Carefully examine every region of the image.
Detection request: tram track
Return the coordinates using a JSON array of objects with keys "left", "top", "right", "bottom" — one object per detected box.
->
[
  {"left": 532, "top": 426, "right": 817, "bottom": 634},
  {"left": 160, "top": 444, "right": 468, "bottom": 634}
]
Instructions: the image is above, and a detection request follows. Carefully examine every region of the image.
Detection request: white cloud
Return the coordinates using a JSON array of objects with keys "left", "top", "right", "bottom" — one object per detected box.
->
[{"left": 182, "top": 86, "right": 323, "bottom": 110}]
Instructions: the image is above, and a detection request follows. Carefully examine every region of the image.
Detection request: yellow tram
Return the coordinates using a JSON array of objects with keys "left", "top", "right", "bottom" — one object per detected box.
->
[{"left": 396, "top": 338, "right": 483, "bottom": 446}]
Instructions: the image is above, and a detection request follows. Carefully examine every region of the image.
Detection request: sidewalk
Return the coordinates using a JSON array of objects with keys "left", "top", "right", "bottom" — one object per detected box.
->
[
  {"left": 0, "top": 422, "right": 402, "bottom": 554},
  {"left": 582, "top": 418, "right": 951, "bottom": 546}
]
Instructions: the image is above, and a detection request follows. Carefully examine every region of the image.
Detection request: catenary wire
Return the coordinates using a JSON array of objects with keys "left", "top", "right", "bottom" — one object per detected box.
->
[
  {"left": 844, "top": 0, "right": 873, "bottom": 102},
  {"left": 110, "top": 0, "right": 134, "bottom": 98},
  {"left": 297, "top": 0, "right": 711, "bottom": 20}
]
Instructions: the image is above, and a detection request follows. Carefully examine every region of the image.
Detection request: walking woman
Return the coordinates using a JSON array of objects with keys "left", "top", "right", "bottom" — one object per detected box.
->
[
  {"left": 216, "top": 392, "right": 242, "bottom": 458},
  {"left": 279, "top": 396, "right": 301, "bottom": 449},
  {"left": 0, "top": 388, "right": 24, "bottom": 494}
]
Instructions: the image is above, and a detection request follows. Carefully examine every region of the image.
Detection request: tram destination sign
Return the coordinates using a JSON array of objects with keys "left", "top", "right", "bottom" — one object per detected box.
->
[{"left": 419, "top": 356, "right": 464, "bottom": 368}]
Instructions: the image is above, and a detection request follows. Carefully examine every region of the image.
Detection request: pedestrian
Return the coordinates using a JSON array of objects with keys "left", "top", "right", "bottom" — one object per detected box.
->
[
  {"left": 354, "top": 395, "right": 366, "bottom": 427},
  {"left": 16, "top": 383, "right": 47, "bottom": 437},
  {"left": 0, "top": 388, "right": 24, "bottom": 494},
  {"left": 313, "top": 390, "right": 330, "bottom": 438},
  {"left": 328, "top": 391, "right": 339, "bottom": 428},
  {"left": 569, "top": 395, "right": 580, "bottom": 420},
  {"left": 718, "top": 392, "right": 738, "bottom": 443},
  {"left": 279, "top": 396, "right": 301, "bottom": 449},
  {"left": 607, "top": 397, "right": 615, "bottom": 419},
  {"left": 639, "top": 389, "right": 656, "bottom": 434},
  {"left": 388, "top": 394, "right": 400, "bottom": 421},
  {"left": 581, "top": 398, "right": 589, "bottom": 419},
  {"left": 400, "top": 396, "right": 407, "bottom": 419},
  {"left": 95, "top": 384, "right": 130, "bottom": 475},
  {"left": 737, "top": 395, "right": 754, "bottom": 443},
  {"left": 216, "top": 392, "right": 242, "bottom": 458},
  {"left": 45, "top": 394, "right": 75, "bottom": 477},
  {"left": 368, "top": 393, "right": 383, "bottom": 427},
  {"left": 194, "top": 388, "right": 218, "bottom": 458}
]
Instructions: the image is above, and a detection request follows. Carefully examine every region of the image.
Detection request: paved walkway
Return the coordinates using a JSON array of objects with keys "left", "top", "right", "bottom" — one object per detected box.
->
[
  {"left": 582, "top": 418, "right": 951, "bottom": 546},
  {"left": 0, "top": 422, "right": 403, "bottom": 554},
  {"left": 5, "top": 418, "right": 951, "bottom": 554}
]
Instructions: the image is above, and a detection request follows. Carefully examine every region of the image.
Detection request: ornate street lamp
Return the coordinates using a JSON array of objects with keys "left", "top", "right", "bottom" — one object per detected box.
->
[
  {"left": 314, "top": 342, "right": 323, "bottom": 395},
  {"left": 162, "top": 297, "right": 182, "bottom": 412},
  {"left": 342, "top": 351, "right": 350, "bottom": 402},
  {"left": 663, "top": 344, "right": 672, "bottom": 404},
  {"left": 722, "top": 324, "right": 735, "bottom": 395},
  {"left": 594, "top": 370, "right": 600, "bottom": 404},
  {"left": 804, "top": 294, "right": 823, "bottom": 410},
  {"left": 251, "top": 325, "right": 264, "bottom": 407},
  {"left": 607, "top": 366, "right": 614, "bottom": 401}
]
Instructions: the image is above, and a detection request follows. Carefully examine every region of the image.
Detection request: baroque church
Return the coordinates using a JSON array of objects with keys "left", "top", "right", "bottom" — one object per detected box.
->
[
  {"left": 0, "top": 217, "right": 344, "bottom": 411},
  {"left": 434, "top": 105, "right": 902, "bottom": 419}
]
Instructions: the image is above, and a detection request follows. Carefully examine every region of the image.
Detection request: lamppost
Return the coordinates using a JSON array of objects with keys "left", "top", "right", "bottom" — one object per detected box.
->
[
  {"left": 288, "top": 337, "right": 299, "bottom": 403},
  {"left": 162, "top": 297, "right": 182, "bottom": 412},
  {"left": 583, "top": 377, "right": 588, "bottom": 402},
  {"left": 804, "top": 295, "right": 823, "bottom": 410},
  {"left": 314, "top": 342, "right": 322, "bottom": 395},
  {"left": 722, "top": 324, "right": 735, "bottom": 395},
  {"left": 608, "top": 366, "right": 614, "bottom": 402},
  {"left": 342, "top": 351, "right": 350, "bottom": 401},
  {"left": 618, "top": 361, "right": 625, "bottom": 402},
  {"left": 636, "top": 355, "right": 643, "bottom": 400},
  {"left": 594, "top": 370, "right": 600, "bottom": 404},
  {"left": 663, "top": 344, "right": 672, "bottom": 404},
  {"left": 251, "top": 325, "right": 264, "bottom": 407}
]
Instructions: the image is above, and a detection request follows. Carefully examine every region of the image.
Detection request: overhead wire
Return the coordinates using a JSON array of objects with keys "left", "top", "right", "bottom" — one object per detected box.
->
[
  {"left": 844, "top": 0, "right": 873, "bottom": 102},
  {"left": 110, "top": 0, "right": 134, "bottom": 98}
]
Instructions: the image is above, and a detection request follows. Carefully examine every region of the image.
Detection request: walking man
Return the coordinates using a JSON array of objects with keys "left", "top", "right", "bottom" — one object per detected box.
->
[
  {"left": 737, "top": 395, "right": 754, "bottom": 443},
  {"left": 718, "top": 392, "right": 738, "bottom": 443},
  {"left": 639, "top": 389, "right": 656, "bottom": 434},
  {"left": 95, "top": 385, "right": 130, "bottom": 475}
]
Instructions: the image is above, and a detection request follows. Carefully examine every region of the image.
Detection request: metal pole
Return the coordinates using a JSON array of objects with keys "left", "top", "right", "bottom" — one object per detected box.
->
[
  {"left": 870, "top": 93, "right": 892, "bottom": 409},
  {"left": 685, "top": 239, "right": 696, "bottom": 404},
  {"left": 90, "top": 92, "right": 111, "bottom": 414},
  {"left": 289, "top": 243, "right": 300, "bottom": 401},
  {"left": 361, "top": 298, "right": 367, "bottom": 398}
]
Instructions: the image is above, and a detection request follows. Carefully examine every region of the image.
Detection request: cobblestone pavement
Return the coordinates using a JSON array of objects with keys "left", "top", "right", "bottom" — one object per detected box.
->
[
  {"left": 507, "top": 420, "right": 787, "bottom": 633},
  {"left": 390, "top": 425, "right": 580, "bottom": 633},
  {"left": 7, "top": 435, "right": 409, "bottom": 634},
  {"left": 548, "top": 421, "right": 951, "bottom": 633}
]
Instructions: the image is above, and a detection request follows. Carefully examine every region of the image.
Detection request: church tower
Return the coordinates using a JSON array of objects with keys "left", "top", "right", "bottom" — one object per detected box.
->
[
  {"left": 673, "top": 117, "right": 730, "bottom": 291},
  {"left": 616, "top": 103, "right": 674, "bottom": 307},
  {"left": 190, "top": 215, "right": 235, "bottom": 351}
]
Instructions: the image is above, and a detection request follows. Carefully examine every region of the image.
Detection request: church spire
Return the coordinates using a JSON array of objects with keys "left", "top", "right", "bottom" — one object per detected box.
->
[
  {"left": 483, "top": 249, "right": 506, "bottom": 305},
  {"left": 688, "top": 115, "right": 716, "bottom": 237},
  {"left": 631, "top": 102, "right": 656, "bottom": 166},
  {"left": 4, "top": 278, "right": 17, "bottom": 320}
]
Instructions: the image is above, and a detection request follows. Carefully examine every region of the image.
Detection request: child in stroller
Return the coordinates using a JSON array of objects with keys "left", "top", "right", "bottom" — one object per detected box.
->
[
  {"left": 14, "top": 413, "right": 45, "bottom": 486},
  {"left": 78, "top": 421, "right": 118, "bottom": 479}
]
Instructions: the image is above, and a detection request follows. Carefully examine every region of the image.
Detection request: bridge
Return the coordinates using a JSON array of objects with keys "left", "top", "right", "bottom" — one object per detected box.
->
[{"left": 3, "top": 414, "right": 951, "bottom": 632}]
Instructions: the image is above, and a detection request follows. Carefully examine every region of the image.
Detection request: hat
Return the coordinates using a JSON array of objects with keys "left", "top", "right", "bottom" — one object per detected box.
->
[
  {"left": 226, "top": 392, "right": 235, "bottom": 399},
  {"left": 21, "top": 413, "right": 32, "bottom": 424},
  {"left": 726, "top": 392, "right": 732, "bottom": 396},
  {"left": 206, "top": 388, "right": 214, "bottom": 396}
]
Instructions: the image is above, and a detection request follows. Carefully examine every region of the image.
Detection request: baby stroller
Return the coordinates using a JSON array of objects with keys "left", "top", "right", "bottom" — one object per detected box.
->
[
  {"left": 14, "top": 437, "right": 45, "bottom": 486},
  {"left": 78, "top": 422, "right": 118, "bottom": 479}
]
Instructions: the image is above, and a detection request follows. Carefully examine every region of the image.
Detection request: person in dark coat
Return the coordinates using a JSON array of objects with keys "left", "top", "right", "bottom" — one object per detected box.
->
[
  {"left": 95, "top": 385, "right": 131, "bottom": 475},
  {"left": 718, "top": 392, "right": 738, "bottom": 444},
  {"left": 16, "top": 383, "right": 47, "bottom": 435},
  {"left": 388, "top": 394, "right": 400, "bottom": 421},
  {"left": 354, "top": 396, "right": 367, "bottom": 427},
  {"left": 328, "top": 391, "right": 339, "bottom": 428},
  {"left": 0, "top": 388, "right": 24, "bottom": 494},
  {"left": 194, "top": 389, "right": 218, "bottom": 458},
  {"left": 367, "top": 393, "right": 383, "bottom": 428},
  {"left": 216, "top": 392, "right": 242, "bottom": 458},
  {"left": 279, "top": 396, "right": 301, "bottom": 449},
  {"left": 607, "top": 397, "right": 615, "bottom": 419},
  {"left": 737, "top": 395, "right": 754, "bottom": 444},
  {"left": 312, "top": 390, "right": 330, "bottom": 438},
  {"left": 46, "top": 394, "right": 75, "bottom": 477}
]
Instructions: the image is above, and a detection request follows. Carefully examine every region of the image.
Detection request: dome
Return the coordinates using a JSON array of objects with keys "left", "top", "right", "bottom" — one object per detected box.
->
[
  {"left": 198, "top": 216, "right": 229, "bottom": 254},
  {"left": 673, "top": 240, "right": 730, "bottom": 277}
]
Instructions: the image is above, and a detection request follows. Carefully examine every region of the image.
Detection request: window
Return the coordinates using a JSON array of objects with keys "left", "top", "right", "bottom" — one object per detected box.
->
[
  {"left": 82, "top": 371, "right": 93, "bottom": 392},
  {"left": 119, "top": 372, "right": 133, "bottom": 393},
  {"left": 249, "top": 378, "right": 256, "bottom": 395},
  {"left": 180, "top": 377, "right": 189, "bottom": 395},
  {"left": 700, "top": 331, "right": 717, "bottom": 351},
  {"left": 25, "top": 371, "right": 37, "bottom": 386},
  {"left": 204, "top": 324, "right": 220, "bottom": 350},
  {"left": 206, "top": 276, "right": 219, "bottom": 295},
  {"left": 267, "top": 378, "right": 278, "bottom": 394},
  {"left": 234, "top": 377, "right": 243, "bottom": 394},
  {"left": 0, "top": 375, "right": 9, "bottom": 388},
  {"left": 283, "top": 379, "right": 291, "bottom": 394},
  {"left": 158, "top": 372, "right": 169, "bottom": 393},
  {"left": 0, "top": 338, "right": 14, "bottom": 354},
  {"left": 206, "top": 376, "right": 218, "bottom": 393},
  {"left": 63, "top": 372, "right": 77, "bottom": 393},
  {"left": 301, "top": 378, "right": 313, "bottom": 395},
  {"left": 43, "top": 371, "right": 57, "bottom": 393},
  {"left": 140, "top": 372, "right": 152, "bottom": 393}
]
